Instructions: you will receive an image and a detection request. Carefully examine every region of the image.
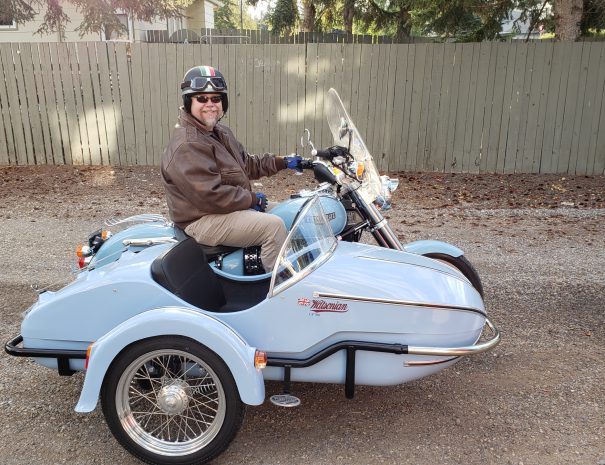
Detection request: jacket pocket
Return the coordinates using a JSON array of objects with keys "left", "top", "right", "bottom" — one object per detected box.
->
[{"left": 220, "top": 168, "right": 245, "bottom": 186}]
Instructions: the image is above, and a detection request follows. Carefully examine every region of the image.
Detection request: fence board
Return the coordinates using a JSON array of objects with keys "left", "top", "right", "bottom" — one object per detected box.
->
[
  {"left": 398, "top": 45, "right": 414, "bottom": 171},
  {"left": 0, "top": 44, "right": 14, "bottom": 164},
  {"left": 165, "top": 44, "right": 179, "bottom": 146},
  {"left": 382, "top": 45, "right": 398, "bottom": 172},
  {"left": 18, "top": 44, "right": 45, "bottom": 164},
  {"left": 129, "top": 44, "right": 147, "bottom": 166},
  {"left": 569, "top": 43, "right": 591, "bottom": 174},
  {"left": 417, "top": 43, "right": 434, "bottom": 172},
  {"left": 106, "top": 43, "right": 126, "bottom": 164},
  {"left": 39, "top": 43, "right": 64, "bottom": 165},
  {"left": 139, "top": 44, "right": 155, "bottom": 164},
  {"left": 502, "top": 43, "right": 525, "bottom": 173},
  {"left": 462, "top": 43, "right": 480, "bottom": 173},
  {"left": 57, "top": 43, "right": 83, "bottom": 164},
  {"left": 484, "top": 43, "right": 507, "bottom": 172},
  {"left": 147, "top": 44, "right": 163, "bottom": 164},
  {"left": 13, "top": 44, "right": 37, "bottom": 164},
  {"left": 49, "top": 43, "right": 74, "bottom": 164},
  {"left": 443, "top": 44, "right": 461, "bottom": 172},
  {"left": 495, "top": 43, "right": 518, "bottom": 173},
  {"left": 2, "top": 44, "right": 28, "bottom": 165},
  {"left": 514, "top": 43, "right": 533, "bottom": 174},
  {"left": 525, "top": 42, "right": 551, "bottom": 173},
  {"left": 551, "top": 41, "right": 574, "bottom": 173},
  {"left": 588, "top": 44, "right": 605, "bottom": 175},
  {"left": 468, "top": 42, "right": 490, "bottom": 173},
  {"left": 575, "top": 43, "right": 602, "bottom": 174},
  {"left": 451, "top": 44, "right": 473, "bottom": 173},
  {"left": 406, "top": 44, "right": 425, "bottom": 171},
  {"left": 540, "top": 43, "right": 564, "bottom": 173}
]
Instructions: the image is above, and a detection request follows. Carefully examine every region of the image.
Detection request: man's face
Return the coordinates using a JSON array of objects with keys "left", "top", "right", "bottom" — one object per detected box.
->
[{"left": 190, "top": 93, "right": 223, "bottom": 130}]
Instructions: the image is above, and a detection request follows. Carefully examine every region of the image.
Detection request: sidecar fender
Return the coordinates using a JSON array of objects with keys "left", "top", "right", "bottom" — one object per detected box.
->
[
  {"left": 404, "top": 240, "right": 464, "bottom": 258},
  {"left": 75, "top": 307, "right": 265, "bottom": 412}
]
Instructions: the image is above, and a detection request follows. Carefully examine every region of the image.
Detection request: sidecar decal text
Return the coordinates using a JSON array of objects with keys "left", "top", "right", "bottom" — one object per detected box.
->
[{"left": 298, "top": 297, "right": 349, "bottom": 313}]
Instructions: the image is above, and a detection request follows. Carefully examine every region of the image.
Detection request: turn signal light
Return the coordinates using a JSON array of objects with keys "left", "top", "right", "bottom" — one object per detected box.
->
[
  {"left": 356, "top": 162, "right": 365, "bottom": 178},
  {"left": 254, "top": 350, "right": 267, "bottom": 369},
  {"left": 76, "top": 245, "right": 92, "bottom": 257},
  {"left": 85, "top": 344, "right": 93, "bottom": 369},
  {"left": 101, "top": 230, "right": 112, "bottom": 240}
]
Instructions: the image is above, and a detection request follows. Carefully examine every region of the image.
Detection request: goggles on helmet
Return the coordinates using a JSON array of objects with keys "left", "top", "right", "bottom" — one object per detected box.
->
[{"left": 181, "top": 76, "right": 226, "bottom": 92}]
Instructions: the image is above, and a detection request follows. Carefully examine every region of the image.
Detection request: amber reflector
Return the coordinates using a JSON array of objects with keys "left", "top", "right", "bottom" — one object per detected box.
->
[{"left": 254, "top": 350, "right": 267, "bottom": 369}]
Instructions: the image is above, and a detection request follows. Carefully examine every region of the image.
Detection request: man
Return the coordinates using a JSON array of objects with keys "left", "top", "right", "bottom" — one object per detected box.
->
[{"left": 161, "top": 65, "right": 302, "bottom": 272}]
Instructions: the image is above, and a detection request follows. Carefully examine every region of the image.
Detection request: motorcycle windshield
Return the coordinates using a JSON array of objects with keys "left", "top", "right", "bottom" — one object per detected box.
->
[
  {"left": 325, "top": 88, "right": 383, "bottom": 204},
  {"left": 270, "top": 196, "right": 337, "bottom": 296}
]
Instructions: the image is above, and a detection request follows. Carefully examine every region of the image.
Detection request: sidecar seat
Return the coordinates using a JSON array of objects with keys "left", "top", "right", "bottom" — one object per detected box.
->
[{"left": 151, "top": 237, "right": 270, "bottom": 312}]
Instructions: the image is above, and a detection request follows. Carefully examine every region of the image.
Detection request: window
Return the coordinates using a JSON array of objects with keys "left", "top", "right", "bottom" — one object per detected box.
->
[
  {"left": 0, "top": 16, "right": 16, "bottom": 29},
  {"left": 101, "top": 13, "right": 132, "bottom": 41}
]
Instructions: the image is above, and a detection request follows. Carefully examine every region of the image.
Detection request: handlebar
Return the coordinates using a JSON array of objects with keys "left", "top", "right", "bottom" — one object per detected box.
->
[{"left": 311, "top": 145, "right": 349, "bottom": 160}]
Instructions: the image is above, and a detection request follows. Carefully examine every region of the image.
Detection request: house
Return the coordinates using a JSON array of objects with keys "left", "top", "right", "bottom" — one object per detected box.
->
[{"left": 0, "top": 0, "right": 222, "bottom": 43}]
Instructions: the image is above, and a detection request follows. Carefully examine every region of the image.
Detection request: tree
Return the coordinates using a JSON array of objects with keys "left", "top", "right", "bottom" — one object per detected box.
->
[
  {"left": 266, "top": 0, "right": 298, "bottom": 34},
  {"left": 215, "top": 0, "right": 239, "bottom": 29},
  {"left": 0, "top": 0, "right": 196, "bottom": 37}
]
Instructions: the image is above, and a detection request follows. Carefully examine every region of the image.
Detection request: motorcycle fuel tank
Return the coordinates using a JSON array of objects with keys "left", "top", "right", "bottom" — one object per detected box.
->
[{"left": 270, "top": 195, "right": 347, "bottom": 235}]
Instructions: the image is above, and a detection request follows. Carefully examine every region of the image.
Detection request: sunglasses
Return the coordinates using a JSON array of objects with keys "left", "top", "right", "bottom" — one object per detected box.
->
[
  {"left": 181, "top": 76, "right": 226, "bottom": 91},
  {"left": 194, "top": 95, "right": 223, "bottom": 104}
]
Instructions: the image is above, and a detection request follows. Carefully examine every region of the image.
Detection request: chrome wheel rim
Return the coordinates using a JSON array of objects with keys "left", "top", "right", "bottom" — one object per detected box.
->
[{"left": 116, "top": 349, "right": 226, "bottom": 457}]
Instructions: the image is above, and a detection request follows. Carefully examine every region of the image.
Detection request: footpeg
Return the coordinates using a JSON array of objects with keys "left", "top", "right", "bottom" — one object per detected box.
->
[
  {"left": 269, "top": 394, "right": 301, "bottom": 407},
  {"left": 271, "top": 366, "right": 300, "bottom": 407}
]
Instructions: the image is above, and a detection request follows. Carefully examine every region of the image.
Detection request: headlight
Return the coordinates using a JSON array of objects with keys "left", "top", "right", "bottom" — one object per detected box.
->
[{"left": 375, "top": 176, "right": 400, "bottom": 210}]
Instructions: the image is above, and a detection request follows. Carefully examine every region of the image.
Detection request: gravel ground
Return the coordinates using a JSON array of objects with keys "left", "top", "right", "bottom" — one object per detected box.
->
[{"left": 1, "top": 166, "right": 604, "bottom": 465}]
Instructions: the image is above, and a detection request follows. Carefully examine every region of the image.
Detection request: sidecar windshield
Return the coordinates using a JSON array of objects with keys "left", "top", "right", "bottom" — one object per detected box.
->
[
  {"left": 325, "top": 88, "right": 383, "bottom": 204},
  {"left": 269, "top": 196, "right": 337, "bottom": 296}
]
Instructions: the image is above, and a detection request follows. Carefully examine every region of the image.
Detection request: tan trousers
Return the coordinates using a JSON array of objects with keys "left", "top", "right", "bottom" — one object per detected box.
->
[{"left": 185, "top": 209, "right": 287, "bottom": 272}]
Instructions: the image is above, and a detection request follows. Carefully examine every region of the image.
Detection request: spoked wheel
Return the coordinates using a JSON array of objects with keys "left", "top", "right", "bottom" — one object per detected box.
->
[
  {"left": 101, "top": 337, "right": 244, "bottom": 465},
  {"left": 423, "top": 253, "right": 484, "bottom": 298}
]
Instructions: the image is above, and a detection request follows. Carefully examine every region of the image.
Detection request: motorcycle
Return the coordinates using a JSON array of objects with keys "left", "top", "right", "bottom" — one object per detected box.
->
[{"left": 6, "top": 89, "right": 500, "bottom": 465}]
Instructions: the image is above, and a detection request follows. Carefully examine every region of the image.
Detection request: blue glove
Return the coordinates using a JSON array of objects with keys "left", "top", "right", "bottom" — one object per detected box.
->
[
  {"left": 284, "top": 155, "right": 303, "bottom": 173},
  {"left": 254, "top": 192, "right": 267, "bottom": 212}
]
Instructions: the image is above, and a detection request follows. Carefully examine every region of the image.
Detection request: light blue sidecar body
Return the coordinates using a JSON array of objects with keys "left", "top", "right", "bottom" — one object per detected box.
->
[{"left": 14, "top": 197, "right": 498, "bottom": 411}]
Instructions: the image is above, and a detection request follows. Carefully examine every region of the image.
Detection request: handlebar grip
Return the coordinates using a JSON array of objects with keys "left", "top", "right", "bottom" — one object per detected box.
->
[{"left": 312, "top": 148, "right": 333, "bottom": 159}]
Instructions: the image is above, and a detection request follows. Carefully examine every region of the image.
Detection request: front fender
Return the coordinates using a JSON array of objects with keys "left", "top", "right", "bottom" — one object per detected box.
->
[
  {"left": 404, "top": 239, "right": 464, "bottom": 258},
  {"left": 75, "top": 307, "right": 265, "bottom": 413}
]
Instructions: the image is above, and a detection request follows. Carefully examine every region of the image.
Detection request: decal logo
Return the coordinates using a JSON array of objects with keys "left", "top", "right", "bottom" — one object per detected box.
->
[
  {"left": 310, "top": 300, "right": 349, "bottom": 312},
  {"left": 298, "top": 297, "right": 349, "bottom": 313}
]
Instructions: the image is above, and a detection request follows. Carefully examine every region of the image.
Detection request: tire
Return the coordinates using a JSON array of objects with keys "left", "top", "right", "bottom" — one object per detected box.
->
[
  {"left": 423, "top": 253, "right": 484, "bottom": 298},
  {"left": 101, "top": 336, "right": 244, "bottom": 465}
]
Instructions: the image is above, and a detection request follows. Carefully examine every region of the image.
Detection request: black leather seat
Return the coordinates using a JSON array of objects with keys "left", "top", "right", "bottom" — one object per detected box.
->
[
  {"left": 151, "top": 238, "right": 227, "bottom": 311},
  {"left": 151, "top": 237, "right": 271, "bottom": 312}
]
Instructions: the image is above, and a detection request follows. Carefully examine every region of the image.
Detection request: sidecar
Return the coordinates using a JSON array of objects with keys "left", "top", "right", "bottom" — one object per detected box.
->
[{"left": 6, "top": 196, "right": 499, "bottom": 465}]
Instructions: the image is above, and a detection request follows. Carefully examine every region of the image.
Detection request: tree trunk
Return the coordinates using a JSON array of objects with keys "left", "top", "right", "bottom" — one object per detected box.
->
[
  {"left": 343, "top": 0, "right": 354, "bottom": 34},
  {"left": 554, "top": 0, "right": 583, "bottom": 40},
  {"left": 302, "top": 0, "right": 315, "bottom": 32},
  {"left": 395, "top": 9, "right": 412, "bottom": 39}
]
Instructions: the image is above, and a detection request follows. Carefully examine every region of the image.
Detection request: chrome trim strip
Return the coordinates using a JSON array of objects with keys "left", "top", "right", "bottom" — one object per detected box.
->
[
  {"left": 312, "top": 291, "right": 486, "bottom": 316},
  {"left": 357, "top": 255, "right": 471, "bottom": 284},
  {"left": 405, "top": 356, "right": 459, "bottom": 367},
  {"left": 123, "top": 237, "right": 178, "bottom": 247}
]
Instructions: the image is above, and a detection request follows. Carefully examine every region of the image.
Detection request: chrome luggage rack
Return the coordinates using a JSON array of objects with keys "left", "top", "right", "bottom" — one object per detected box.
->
[{"left": 105, "top": 214, "right": 170, "bottom": 228}]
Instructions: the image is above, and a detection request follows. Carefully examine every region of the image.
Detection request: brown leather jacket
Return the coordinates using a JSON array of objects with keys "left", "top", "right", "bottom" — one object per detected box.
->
[{"left": 161, "top": 110, "right": 286, "bottom": 229}]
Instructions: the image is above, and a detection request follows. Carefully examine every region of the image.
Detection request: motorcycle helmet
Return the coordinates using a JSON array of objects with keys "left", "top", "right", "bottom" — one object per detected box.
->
[{"left": 181, "top": 65, "right": 229, "bottom": 114}]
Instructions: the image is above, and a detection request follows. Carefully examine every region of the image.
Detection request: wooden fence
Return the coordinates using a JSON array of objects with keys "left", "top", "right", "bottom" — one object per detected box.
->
[
  {"left": 144, "top": 28, "right": 432, "bottom": 44},
  {"left": 0, "top": 42, "right": 604, "bottom": 174}
]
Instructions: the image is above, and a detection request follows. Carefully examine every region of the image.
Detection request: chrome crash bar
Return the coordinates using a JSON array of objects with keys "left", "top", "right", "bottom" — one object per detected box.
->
[
  {"left": 267, "top": 317, "right": 500, "bottom": 399},
  {"left": 407, "top": 317, "right": 500, "bottom": 357}
]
